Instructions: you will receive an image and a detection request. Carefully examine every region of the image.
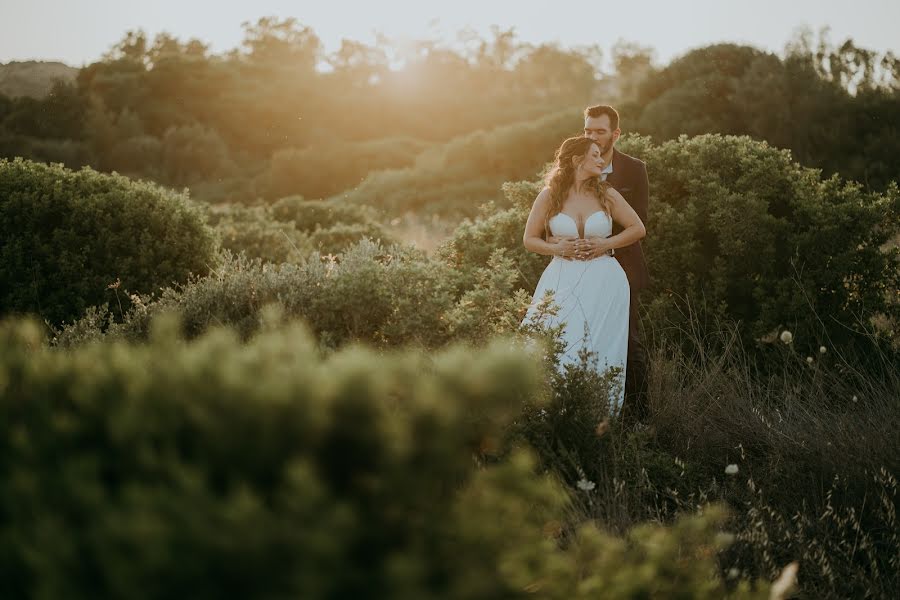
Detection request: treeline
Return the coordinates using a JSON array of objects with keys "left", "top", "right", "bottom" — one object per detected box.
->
[
  {"left": 0, "top": 19, "right": 607, "bottom": 204},
  {"left": 624, "top": 36, "right": 900, "bottom": 191},
  {"left": 2, "top": 23, "right": 897, "bottom": 210}
]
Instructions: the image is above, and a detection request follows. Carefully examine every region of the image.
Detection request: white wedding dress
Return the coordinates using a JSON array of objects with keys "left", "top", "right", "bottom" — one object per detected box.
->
[{"left": 523, "top": 211, "right": 630, "bottom": 413}]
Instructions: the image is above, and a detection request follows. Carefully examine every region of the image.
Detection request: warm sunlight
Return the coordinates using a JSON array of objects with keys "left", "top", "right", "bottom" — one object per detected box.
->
[{"left": 0, "top": 2, "right": 897, "bottom": 599}]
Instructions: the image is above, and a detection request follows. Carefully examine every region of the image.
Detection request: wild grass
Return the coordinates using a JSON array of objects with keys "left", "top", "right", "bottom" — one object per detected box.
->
[{"left": 511, "top": 309, "right": 899, "bottom": 599}]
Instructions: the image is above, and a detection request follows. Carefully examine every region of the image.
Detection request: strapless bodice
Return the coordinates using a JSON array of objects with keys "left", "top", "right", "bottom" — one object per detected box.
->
[{"left": 549, "top": 211, "right": 612, "bottom": 239}]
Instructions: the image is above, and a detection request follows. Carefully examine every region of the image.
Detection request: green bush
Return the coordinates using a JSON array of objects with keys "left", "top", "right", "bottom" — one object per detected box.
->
[
  {"left": 634, "top": 134, "right": 898, "bottom": 354},
  {"left": 205, "top": 203, "right": 313, "bottom": 264},
  {"left": 308, "top": 221, "right": 391, "bottom": 255},
  {"left": 271, "top": 195, "right": 378, "bottom": 232},
  {"left": 56, "top": 241, "right": 465, "bottom": 348},
  {"left": 1, "top": 316, "right": 786, "bottom": 600},
  {"left": 0, "top": 158, "right": 217, "bottom": 325},
  {"left": 0, "top": 133, "right": 94, "bottom": 169},
  {"left": 204, "top": 199, "right": 394, "bottom": 263}
]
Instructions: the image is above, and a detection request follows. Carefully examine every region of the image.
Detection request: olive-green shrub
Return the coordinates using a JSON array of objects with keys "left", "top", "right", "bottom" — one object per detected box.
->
[{"left": 0, "top": 158, "right": 217, "bottom": 325}]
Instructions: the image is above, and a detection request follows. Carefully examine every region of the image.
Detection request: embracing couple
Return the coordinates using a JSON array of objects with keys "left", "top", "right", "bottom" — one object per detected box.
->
[{"left": 523, "top": 105, "right": 649, "bottom": 423}]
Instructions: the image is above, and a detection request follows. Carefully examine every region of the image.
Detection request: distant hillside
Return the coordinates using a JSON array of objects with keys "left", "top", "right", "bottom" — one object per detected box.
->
[{"left": 0, "top": 61, "right": 78, "bottom": 98}]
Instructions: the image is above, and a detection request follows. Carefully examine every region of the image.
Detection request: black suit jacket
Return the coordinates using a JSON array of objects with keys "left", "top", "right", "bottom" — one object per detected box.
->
[{"left": 606, "top": 148, "right": 650, "bottom": 291}]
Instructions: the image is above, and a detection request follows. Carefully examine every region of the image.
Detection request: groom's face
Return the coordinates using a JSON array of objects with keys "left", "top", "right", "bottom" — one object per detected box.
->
[{"left": 583, "top": 115, "right": 620, "bottom": 155}]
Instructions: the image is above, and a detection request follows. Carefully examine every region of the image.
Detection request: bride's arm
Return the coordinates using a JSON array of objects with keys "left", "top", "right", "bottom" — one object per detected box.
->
[
  {"left": 579, "top": 188, "right": 645, "bottom": 257},
  {"left": 523, "top": 188, "right": 576, "bottom": 258}
]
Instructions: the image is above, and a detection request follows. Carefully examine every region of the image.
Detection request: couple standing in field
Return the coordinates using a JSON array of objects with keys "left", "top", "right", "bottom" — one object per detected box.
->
[{"left": 523, "top": 105, "right": 649, "bottom": 423}]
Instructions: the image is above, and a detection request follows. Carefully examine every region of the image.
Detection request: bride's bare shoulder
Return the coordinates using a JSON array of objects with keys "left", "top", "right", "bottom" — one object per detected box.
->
[
  {"left": 605, "top": 186, "right": 626, "bottom": 203},
  {"left": 534, "top": 186, "right": 552, "bottom": 205}
]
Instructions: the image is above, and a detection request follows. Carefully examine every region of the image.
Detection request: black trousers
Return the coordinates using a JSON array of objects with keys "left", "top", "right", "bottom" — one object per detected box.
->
[{"left": 622, "top": 291, "right": 649, "bottom": 422}]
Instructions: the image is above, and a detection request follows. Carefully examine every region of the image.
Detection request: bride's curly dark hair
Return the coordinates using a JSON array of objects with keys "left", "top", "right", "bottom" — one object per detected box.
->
[{"left": 542, "top": 136, "right": 611, "bottom": 238}]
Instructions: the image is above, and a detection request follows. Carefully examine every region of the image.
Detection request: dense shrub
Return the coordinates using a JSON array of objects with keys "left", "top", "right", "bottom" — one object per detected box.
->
[
  {"left": 271, "top": 195, "right": 378, "bottom": 232},
  {"left": 0, "top": 158, "right": 217, "bottom": 325},
  {"left": 636, "top": 134, "right": 898, "bottom": 354},
  {"left": 205, "top": 203, "right": 313, "bottom": 264},
  {"left": 1, "top": 316, "right": 792, "bottom": 600},
  {"left": 56, "top": 242, "right": 466, "bottom": 348},
  {"left": 439, "top": 134, "right": 900, "bottom": 355},
  {"left": 205, "top": 199, "right": 394, "bottom": 263}
]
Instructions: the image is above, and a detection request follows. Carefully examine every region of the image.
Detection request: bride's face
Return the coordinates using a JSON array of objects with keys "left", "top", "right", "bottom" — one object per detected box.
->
[{"left": 577, "top": 143, "right": 605, "bottom": 176}]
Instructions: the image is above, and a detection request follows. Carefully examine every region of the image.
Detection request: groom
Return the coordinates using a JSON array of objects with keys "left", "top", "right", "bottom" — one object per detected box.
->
[{"left": 551, "top": 105, "right": 650, "bottom": 423}]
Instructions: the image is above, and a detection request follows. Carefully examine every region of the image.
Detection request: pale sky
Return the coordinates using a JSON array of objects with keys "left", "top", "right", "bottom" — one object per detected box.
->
[{"left": 0, "top": 0, "right": 897, "bottom": 67}]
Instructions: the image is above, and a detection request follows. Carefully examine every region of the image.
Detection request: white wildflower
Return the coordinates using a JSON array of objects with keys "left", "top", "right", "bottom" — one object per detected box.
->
[
  {"left": 852, "top": 395, "right": 858, "bottom": 403},
  {"left": 806, "top": 356, "right": 814, "bottom": 364},
  {"left": 819, "top": 345, "right": 827, "bottom": 354},
  {"left": 779, "top": 330, "right": 793, "bottom": 344},
  {"left": 576, "top": 478, "right": 596, "bottom": 491},
  {"left": 770, "top": 561, "right": 799, "bottom": 600},
  {"left": 725, "top": 464, "right": 739, "bottom": 476},
  {"left": 727, "top": 567, "right": 740, "bottom": 579}
]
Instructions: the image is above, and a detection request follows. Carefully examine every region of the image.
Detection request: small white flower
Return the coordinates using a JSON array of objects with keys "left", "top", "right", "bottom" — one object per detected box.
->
[
  {"left": 576, "top": 478, "right": 596, "bottom": 491},
  {"left": 727, "top": 568, "right": 740, "bottom": 579},
  {"left": 806, "top": 356, "right": 814, "bottom": 364},
  {"left": 852, "top": 395, "right": 858, "bottom": 403},
  {"left": 819, "top": 345, "right": 827, "bottom": 354},
  {"left": 779, "top": 330, "right": 793, "bottom": 344},
  {"left": 725, "top": 464, "right": 739, "bottom": 476}
]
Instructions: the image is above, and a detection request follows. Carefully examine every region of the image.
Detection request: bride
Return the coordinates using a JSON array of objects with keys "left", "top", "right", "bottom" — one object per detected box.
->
[{"left": 522, "top": 136, "right": 646, "bottom": 414}]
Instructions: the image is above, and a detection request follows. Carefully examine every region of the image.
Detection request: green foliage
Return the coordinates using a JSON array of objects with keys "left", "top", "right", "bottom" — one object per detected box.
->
[
  {"left": 337, "top": 110, "right": 580, "bottom": 218},
  {"left": 626, "top": 41, "right": 900, "bottom": 191},
  {"left": 271, "top": 195, "right": 376, "bottom": 231},
  {"left": 632, "top": 134, "right": 898, "bottom": 353},
  {"left": 160, "top": 123, "right": 235, "bottom": 186},
  {"left": 0, "top": 81, "right": 87, "bottom": 140},
  {"left": 0, "top": 82, "right": 92, "bottom": 168},
  {"left": 1, "top": 316, "right": 785, "bottom": 600},
  {"left": 57, "top": 242, "right": 462, "bottom": 348},
  {"left": 205, "top": 203, "right": 313, "bottom": 264},
  {"left": 0, "top": 158, "right": 217, "bottom": 325},
  {"left": 205, "top": 198, "right": 394, "bottom": 263},
  {"left": 264, "top": 137, "right": 430, "bottom": 200}
]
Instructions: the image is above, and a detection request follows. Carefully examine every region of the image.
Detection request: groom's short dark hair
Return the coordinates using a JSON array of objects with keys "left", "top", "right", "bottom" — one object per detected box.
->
[{"left": 584, "top": 105, "right": 620, "bottom": 130}]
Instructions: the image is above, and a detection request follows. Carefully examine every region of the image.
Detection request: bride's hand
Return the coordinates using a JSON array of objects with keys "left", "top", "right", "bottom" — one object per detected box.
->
[
  {"left": 554, "top": 238, "right": 579, "bottom": 260},
  {"left": 574, "top": 237, "right": 611, "bottom": 260}
]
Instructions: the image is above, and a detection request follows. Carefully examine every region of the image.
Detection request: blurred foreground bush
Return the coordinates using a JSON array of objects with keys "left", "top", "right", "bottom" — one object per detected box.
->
[
  {"left": 0, "top": 316, "right": 787, "bottom": 599},
  {"left": 0, "top": 158, "right": 217, "bottom": 325}
]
